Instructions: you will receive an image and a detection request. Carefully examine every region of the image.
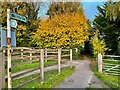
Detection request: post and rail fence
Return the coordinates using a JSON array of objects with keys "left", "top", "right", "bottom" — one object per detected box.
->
[{"left": 0, "top": 47, "right": 73, "bottom": 89}]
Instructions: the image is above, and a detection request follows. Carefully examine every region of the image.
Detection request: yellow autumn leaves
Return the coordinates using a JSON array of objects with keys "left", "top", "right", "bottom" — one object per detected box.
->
[
  {"left": 91, "top": 30, "right": 107, "bottom": 56},
  {"left": 33, "top": 13, "right": 90, "bottom": 48}
]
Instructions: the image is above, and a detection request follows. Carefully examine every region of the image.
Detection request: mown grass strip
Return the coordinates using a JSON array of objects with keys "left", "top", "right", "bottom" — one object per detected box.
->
[
  {"left": 11, "top": 67, "right": 75, "bottom": 88},
  {"left": 23, "top": 67, "right": 75, "bottom": 88},
  {"left": 12, "top": 60, "right": 57, "bottom": 73},
  {"left": 92, "top": 66, "right": 119, "bottom": 88},
  {"left": 5, "top": 60, "right": 57, "bottom": 74}
]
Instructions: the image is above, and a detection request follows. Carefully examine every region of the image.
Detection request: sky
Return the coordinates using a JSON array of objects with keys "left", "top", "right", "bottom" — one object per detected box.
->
[
  {"left": 82, "top": 2, "right": 104, "bottom": 21},
  {"left": 38, "top": 2, "right": 51, "bottom": 19},
  {"left": 38, "top": 2, "right": 105, "bottom": 21}
]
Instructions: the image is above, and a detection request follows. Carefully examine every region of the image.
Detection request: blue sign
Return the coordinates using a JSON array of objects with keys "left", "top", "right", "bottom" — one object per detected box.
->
[
  {"left": 0, "top": 27, "right": 16, "bottom": 48},
  {"left": 10, "top": 19, "right": 17, "bottom": 28}
]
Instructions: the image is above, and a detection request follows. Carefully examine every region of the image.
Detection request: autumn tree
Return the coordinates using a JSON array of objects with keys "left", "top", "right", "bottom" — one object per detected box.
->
[
  {"left": 1, "top": 2, "right": 40, "bottom": 46},
  {"left": 47, "top": 2, "right": 83, "bottom": 17},
  {"left": 33, "top": 12, "right": 90, "bottom": 48}
]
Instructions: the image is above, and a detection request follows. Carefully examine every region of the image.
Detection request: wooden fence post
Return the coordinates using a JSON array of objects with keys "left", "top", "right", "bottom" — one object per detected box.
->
[
  {"left": 98, "top": 53, "right": 102, "bottom": 73},
  {"left": 21, "top": 48, "right": 23, "bottom": 59},
  {"left": 45, "top": 49, "right": 47, "bottom": 62},
  {"left": 40, "top": 49, "right": 44, "bottom": 84},
  {"left": 70, "top": 49, "right": 72, "bottom": 62},
  {"left": 11, "top": 48, "right": 13, "bottom": 53},
  {"left": 0, "top": 49, "right": 5, "bottom": 89},
  {"left": 70, "top": 49, "right": 73, "bottom": 68},
  {"left": 0, "top": 53, "right": 3, "bottom": 89},
  {"left": 75, "top": 48, "right": 78, "bottom": 53},
  {"left": 58, "top": 49, "right": 61, "bottom": 75},
  {"left": 30, "top": 49, "right": 32, "bottom": 61}
]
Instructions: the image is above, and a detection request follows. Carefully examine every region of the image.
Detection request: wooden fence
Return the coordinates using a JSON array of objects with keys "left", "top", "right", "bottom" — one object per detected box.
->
[
  {"left": 98, "top": 54, "right": 120, "bottom": 76},
  {"left": 0, "top": 47, "right": 73, "bottom": 88}
]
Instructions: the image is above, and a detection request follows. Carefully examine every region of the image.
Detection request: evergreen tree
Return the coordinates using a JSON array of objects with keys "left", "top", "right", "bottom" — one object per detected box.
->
[
  {"left": 106, "top": 1, "right": 120, "bottom": 21},
  {"left": 93, "top": 2, "right": 120, "bottom": 55}
]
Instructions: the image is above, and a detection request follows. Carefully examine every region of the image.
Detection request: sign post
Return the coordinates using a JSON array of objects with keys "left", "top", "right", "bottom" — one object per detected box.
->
[
  {"left": 1, "top": 9, "right": 27, "bottom": 89},
  {"left": 7, "top": 9, "right": 12, "bottom": 88}
]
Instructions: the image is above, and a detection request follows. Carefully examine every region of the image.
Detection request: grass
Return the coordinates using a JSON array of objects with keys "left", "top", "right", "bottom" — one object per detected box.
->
[
  {"left": 90, "top": 60, "right": 120, "bottom": 89},
  {"left": 72, "top": 52, "right": 83, "bottom": 60},
  {"left": 12, "top": 59, "right": 26, "bottom": 65},
  {"left": 12, "top": 60, "right": 57, "bottom": 73},
  {"left": 4, "top": 60, "right": 58, "bottom": 74},
  {"left": 72, "top": 48, "right": 83, "bottom": 60},
  {"left": 103, "top": 60, "right": 120, "bottom": 65},
  {"left": 11, "top": 67, "right": 75, "bottom": 88}
]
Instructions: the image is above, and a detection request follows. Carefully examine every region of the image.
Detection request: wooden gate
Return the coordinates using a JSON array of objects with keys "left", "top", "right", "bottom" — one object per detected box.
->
[{"left": 102, "top": 55, "right": 120, "bottom": 76}]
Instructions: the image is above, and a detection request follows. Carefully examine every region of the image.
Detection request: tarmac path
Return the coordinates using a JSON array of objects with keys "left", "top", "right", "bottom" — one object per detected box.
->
[
  {"left": 55, "top": 60, "right": 93, "bottom": 88},
  {"left": 55, "top": 55, "right": 108, "bottom": 88}
]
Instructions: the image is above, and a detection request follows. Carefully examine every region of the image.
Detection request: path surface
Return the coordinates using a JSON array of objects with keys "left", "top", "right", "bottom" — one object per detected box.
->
[
  {"left": 55, "top": 60, "right": 93, "bottom": 88},
  {"left": 55, "top": 55, "right": 108, "bottom": 88},
  {"left": 88, "top": 74, "right": 108, "bottom": 88}
]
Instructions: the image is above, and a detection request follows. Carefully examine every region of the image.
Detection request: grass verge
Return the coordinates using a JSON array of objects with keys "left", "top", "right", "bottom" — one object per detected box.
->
[
  {"left": 72, "top": 48, "right": 83, "bottom": 60},
  {"left": 12, "top": 60, "right": 57, "bottom": 73},
  {"left": 11, "top": 67, "right": 75, "bottom": 88},
  {"left": 90, "top": 60, "right": 119, "bottom": 89}
]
